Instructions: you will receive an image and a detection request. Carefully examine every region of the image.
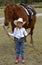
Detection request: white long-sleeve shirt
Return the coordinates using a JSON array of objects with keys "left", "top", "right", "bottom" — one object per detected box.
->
[{"left": 8, "top": 27, "right": 28, "bottom": 39}]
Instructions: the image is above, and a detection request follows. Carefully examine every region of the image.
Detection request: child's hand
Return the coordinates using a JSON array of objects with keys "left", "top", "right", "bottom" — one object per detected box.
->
[
  {"left": 8, "top": 33, "right": 11, "bottom": 35},
  {"left": 7, "top": 32, "right": 12, "bottom": 36},
  {"left": 7, "top": 32, "right": 10, "bottom": 36}
]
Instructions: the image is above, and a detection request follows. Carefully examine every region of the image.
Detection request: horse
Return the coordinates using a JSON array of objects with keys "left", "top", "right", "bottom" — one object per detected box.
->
[{"left": 4, "top": 3, "right": 36, "bottom": 46}]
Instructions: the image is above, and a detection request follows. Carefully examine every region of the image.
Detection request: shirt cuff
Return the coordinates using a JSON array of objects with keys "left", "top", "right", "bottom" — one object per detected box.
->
[
  {"left": 8, "top": 33, "right": 14, "bottom": 37},
  {"left": 25, "top": 33, "right": 28, "bottom": 36}
]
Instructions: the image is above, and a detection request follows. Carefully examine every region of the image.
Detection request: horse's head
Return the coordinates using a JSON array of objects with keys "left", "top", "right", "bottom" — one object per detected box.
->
[
  {"left": 4, "top": 4, "right": 18, "bottom": 27},
  {"left": 4, "top": 4, "right": 10, "bottom": 26}
]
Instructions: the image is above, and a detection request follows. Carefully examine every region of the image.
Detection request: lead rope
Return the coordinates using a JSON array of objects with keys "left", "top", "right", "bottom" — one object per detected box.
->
[{"left": 3, "top": 25, "right": 14, "bottom": 41}]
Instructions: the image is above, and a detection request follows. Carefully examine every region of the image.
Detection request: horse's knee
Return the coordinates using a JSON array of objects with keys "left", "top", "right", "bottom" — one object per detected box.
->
[
  {"left": 24, "top": 37, "right": 27, "bottom": 42},
  {"left": 31, "top": 27, "right": 34, "bottom": 35},
  {"left": 12, "top": 27, "right": 14, "bottom": 32},
  {"left": 31, "top": 31, "right": 33, "bottom": 35}
]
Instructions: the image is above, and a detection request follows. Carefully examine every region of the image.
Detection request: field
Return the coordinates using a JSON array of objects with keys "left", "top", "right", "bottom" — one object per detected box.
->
[
  {"left": 0, "top": 8, "right": 42, "bottom": 65},
  {"left": 0, "top": 9, "right": 4, "bottom": 17}
]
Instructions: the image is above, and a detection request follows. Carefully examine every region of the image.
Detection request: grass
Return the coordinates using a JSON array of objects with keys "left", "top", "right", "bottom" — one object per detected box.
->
[
  {"left": 35, "top": 8, "right": 42, "bottom": 13},
  {"left": 0, "top": 9, "right": 4, "bottom": 17},
  {"left": 0, "top": 8, "right": 42, "bottom": 65}
]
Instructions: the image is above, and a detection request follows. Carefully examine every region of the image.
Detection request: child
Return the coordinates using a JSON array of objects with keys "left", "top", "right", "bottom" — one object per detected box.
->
[{"left": 8, "top": 18, "right": 28, "bottom": 64}]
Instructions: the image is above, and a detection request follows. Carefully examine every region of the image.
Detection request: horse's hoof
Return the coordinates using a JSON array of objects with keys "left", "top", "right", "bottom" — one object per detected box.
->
[
  {"left": 30, "top": 42, "right": 34, "bottom": 48},
  {"left": 30, "top": 41, "right": 34, "bottom": 47}
]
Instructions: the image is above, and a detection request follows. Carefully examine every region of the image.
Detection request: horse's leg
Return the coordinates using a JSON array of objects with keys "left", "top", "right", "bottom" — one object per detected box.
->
[
  {"left": 24, "top": 37, "right": 26, "bottom": 41},
  {"left": 11, "top": 21, "right": 15, "bottom": 32},
  {"left": 30, "top": 15, "right": 36, "bottom": 46},
  {"left": 30, "top": 27, "right": 34, "bottom": 45},
  {"left": 24, "top": 29, "right": 27, "bottom": 45}
]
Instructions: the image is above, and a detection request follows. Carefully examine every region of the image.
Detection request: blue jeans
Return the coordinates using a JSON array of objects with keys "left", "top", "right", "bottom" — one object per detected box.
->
[{"left": 15, "top": 38, "right": 25, "bottom": 59}]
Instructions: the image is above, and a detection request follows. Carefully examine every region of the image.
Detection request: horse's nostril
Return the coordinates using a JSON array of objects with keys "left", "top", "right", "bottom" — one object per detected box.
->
[{"left": 4, "top": 23, "right": 9, "bottom": 26}]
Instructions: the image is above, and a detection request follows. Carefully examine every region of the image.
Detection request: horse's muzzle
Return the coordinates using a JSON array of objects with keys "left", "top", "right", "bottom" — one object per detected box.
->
[{"left": 4, "top": 23, "right": 9, "bottom": 26}]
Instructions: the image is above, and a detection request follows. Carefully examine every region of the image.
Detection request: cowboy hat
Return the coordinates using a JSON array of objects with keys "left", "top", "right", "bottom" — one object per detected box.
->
[{"left": 14, "top": 18, "right": 26, "bottom": 26}]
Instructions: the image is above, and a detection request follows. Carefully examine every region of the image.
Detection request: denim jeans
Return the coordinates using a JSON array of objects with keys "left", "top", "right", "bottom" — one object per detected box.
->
[{"left": 15, "top": 38, "right": 25, "bottom": 59}]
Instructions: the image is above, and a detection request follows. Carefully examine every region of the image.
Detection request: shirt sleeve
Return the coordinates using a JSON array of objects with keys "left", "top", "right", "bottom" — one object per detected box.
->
[
  {"left": 8, "top": 28, "right": 16, "bottom": 37},
  {"left": 8, "top": 32, "right": 14, "bottom": 36},
  {"left": 23, "top": 28, "right": 28, "bottom": 36}
]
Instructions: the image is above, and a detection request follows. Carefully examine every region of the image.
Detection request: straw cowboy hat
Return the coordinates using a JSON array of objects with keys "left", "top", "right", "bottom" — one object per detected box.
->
[{"left": 14, "top": 18, "right": 26, "bottom": 26}]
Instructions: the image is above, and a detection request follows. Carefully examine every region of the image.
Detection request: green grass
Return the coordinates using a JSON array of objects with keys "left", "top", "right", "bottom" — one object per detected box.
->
[
  {"left": 35, "top": 8, "right": 42, "bottom": 13},
  {"left": 0, "top": 8, "right": 42, "bottom": 65},
  {"left": 0, "top": 9, "right": 4, "bottom": 17}
]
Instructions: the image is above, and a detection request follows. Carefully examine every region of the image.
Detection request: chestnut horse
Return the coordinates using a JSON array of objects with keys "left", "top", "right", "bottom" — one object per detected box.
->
[{"left": 4, "top": 4, "right": 36, "bottom": 46}]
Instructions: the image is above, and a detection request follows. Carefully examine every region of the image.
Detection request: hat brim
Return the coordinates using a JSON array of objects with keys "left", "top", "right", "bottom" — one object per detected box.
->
[{"left": 14, "top": 20, "right": 26, "bottom": 26}]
